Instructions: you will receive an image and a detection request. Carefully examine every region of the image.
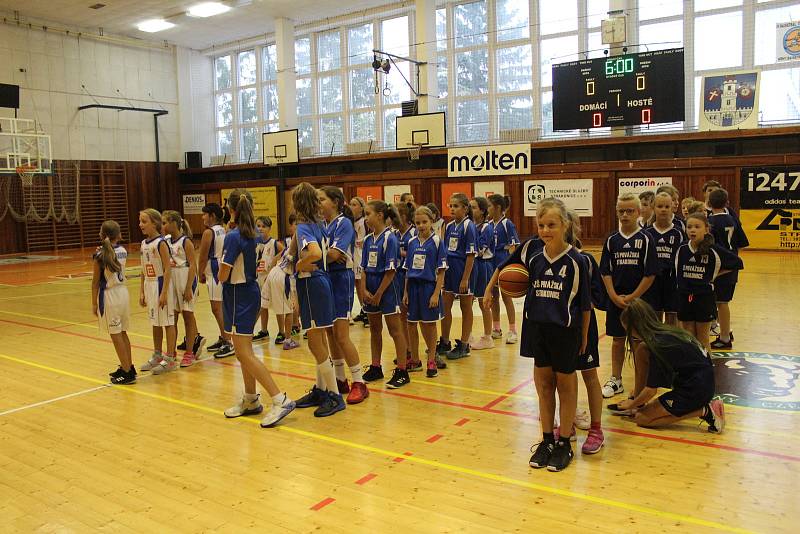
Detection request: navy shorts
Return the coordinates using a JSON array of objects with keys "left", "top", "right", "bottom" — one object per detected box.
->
[
  {"left": 714, "top": 281, "right": 736, "bottom": 303},
  {"left": 394, "top": 269, "right": 407, "bottom": 309},
  {"left": 364, "top": 271, "right": 401, "bottom": 315},
  {"left": 658, "top": 366, "right": 715, "bottom": 416},
  {"left": 444, "top": 256, "right": 475, "bottom": 295},
  {"left": 576, "top": 311, "right": 600, "bottom": 371},
  {"left": 472, "top": 258, "right": 494, "bottom": 298},
  {"left": 605, "top": 303, "right": 626, "bottom": 338},
  {"left": 223, "top": 281, "right": 260, "bottom": 336},
  {"left": 328, "top": 268, "right": 355, "bottom": 321},
  {"left": 406, "top": 278, "right": 443, "bottom": 323},
  {"left": 297, "top": 275, "right": 335, "bottom": 329},
  {"left": 644, "top": 273, "right": 678, "bottom": 313},
  {"left": 521, "top": 321, "right": 581, "bottom": 374},
  {"left": 677, "top": 292, "right": 717, "bottom": 323}
]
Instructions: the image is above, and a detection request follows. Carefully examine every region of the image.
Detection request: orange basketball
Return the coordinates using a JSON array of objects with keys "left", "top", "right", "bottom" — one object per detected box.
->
[{"left": 498, "top": 263, "right": 529, "bottom": 298}]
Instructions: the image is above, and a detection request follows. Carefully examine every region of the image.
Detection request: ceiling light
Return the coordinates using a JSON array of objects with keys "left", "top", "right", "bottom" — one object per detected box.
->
[
  {"left": 137, "top": 19, "right": 176, "bottom": 33},
  {"left": 187, "top": 2, "right": 231, "bottom": 18}
]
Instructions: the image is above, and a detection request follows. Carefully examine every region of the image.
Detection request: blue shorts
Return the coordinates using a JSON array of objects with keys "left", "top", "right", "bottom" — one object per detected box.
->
[
  {"left": 297, "top": 275, "right": 335, "bottom": 329},
  {"left": 364, "top": 271, "right": 401, "bottom": 315},
  {"left": 394, "top": 269, "right": 407, "bottom": 307},
  {"left": 472, "top": 258, "right": 494, "bottom": 298},
  {"left": 328, "top": 269, "right": 355, "bottom": 321},
  {"left": 223, "top": 281, "right": 260, "bottom": 336},
  {"left": 406, "top": 278, "right": 443, "bottom": 323},
  {"left": 643, "top": 272, "right": 678, "bottom": 313},
  {"left": 444, "top": 256, "right": 475, "bottom": 295},
  {"left": 714, "top": 273, "right": 736, "bottom": 303}
]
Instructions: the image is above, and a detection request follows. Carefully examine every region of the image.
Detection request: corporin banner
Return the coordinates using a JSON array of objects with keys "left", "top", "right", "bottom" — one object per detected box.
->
[
  {"left": 739, "top": 167, "right": 800, "bottom": 250},
  {"left": 617, "top": 177, "right": 672, "bottom": 196}
]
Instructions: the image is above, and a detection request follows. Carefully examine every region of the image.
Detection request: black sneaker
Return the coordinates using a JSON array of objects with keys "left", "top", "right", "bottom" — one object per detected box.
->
[
  {"left": 710, "top": 337, "right": 732, "bottom": 350},
  {"left": 362, "top": 314, "right": 369, "bottom": 327},
  {"left": 529, "top": 440, "right": 555, "bottom": 468},
  {"left": 296, "top": 385, "right": 326, "bottom": 408},
  {"left": 192, "top": 335, "right": 206, "bottom": 358},
  {"left": 386, "top": 368, "right": 410, "bottom": 389},
  {"left": 213, "top": 342, "right": 235, "bottom": 359},
  {"left": 177, "top": 337, "right": 187, "bottom": 351},
  {"left": 208, "top": 337, "right": 225, "bottom": 351},
  {"left": 547, "top": 440, "right": 574, "bottom": 472},
  {"left": 109, "top": 366, "right": 124, "bottom": 378},
  {"left": 314, "top": 390, "right": 346, "bottom": 417},
  {"left": 110, "top": 366, "right": 137, "bottom": 385},
  {"left": 436, "top": 337, "right": 451, "bottom": 356},
  {"left": 435, "top": 354, "right": 447, "bottom": 369},
  {"left": 362, "top": 365, "right": 384, "bottom": 382},
  {"left": 274, "top": 333, "right": 286, "bottom": 345},
  {"left": 426, "top": 361, "right": 438, "bottom": 377},
  {"left": 253, "top": 330, "right": 269, "bottom": 341},
  {"left": 447, "top": 340, "right": 469, "bottom": 360}
]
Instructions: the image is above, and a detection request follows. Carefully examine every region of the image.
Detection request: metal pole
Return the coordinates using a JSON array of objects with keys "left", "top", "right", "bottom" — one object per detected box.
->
[{"left": 153, "top": 114, "right": 161, "bottom": 184}]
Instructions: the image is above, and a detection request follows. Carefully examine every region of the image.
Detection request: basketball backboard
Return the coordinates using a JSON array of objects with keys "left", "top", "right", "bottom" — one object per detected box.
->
[
  {"left": 395, "top": 112, "right": 446, "bottom": 150},
  {"left": 263, "top": 129, "right": 300, "bottom": 165},
  {"left": 0, "top": 118, "right": 52, "bottom": 174}
]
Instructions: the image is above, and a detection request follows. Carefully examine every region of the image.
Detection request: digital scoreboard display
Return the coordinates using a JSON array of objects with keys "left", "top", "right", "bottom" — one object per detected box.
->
[{"left": 552, "top": 48, "right": 685, "bottom": 130}]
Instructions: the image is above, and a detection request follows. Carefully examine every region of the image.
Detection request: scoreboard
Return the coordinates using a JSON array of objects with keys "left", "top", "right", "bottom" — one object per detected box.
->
[{"left": 552, "top": 48, "right": 685, "bottom": 130}]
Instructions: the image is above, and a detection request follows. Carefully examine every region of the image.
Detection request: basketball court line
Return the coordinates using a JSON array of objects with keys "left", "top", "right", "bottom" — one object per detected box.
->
[
  {"left": 0, "top": 385, "right": 109, "bottom": 416},
  {"left": 0, "top": 350, "right": 755, "bottom": 534},
  {"left": 0, "top": 289, "right": 86, "bottom": 301}
]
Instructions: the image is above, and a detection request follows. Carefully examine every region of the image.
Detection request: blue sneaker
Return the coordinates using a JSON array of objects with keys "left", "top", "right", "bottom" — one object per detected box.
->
[
  {"left": 314, "top": 390, "right": 346, "bottom": 417},
  {"left": 295, "top": 385, "right": 325, "bottom": 408}
]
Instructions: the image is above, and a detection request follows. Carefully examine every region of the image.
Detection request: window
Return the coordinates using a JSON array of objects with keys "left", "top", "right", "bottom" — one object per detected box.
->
[
  {"left": 540, "top": 35, "right": 578, "bottom": 87},
  {"left": 695, "top": 12, "right": 742, "bottom": 70},
  {"left": 639, "top": 19, "right": 684, "bottom": 51},
  {"left": 457, "top": 98, "right": 489, "bottom": 142},
  {"left": 295, "top": 38, "right": 311, "bottom": 75},
  {"left": 238, "top": 50, "right": 256, "bottom": 85},
  {"left": 539, "top": 0, "right": 577, "bottom": 35},
  {"left": 454, "top": 1, "right": 488, "bottom": 47},
  {"left": 296, "top": 78, "right": 312, "bottom": 116},
  {"left": 319, "top": 75, "right": 343, "bottom": 114},
  {"left": 638, "top": 0, "right": 683, "bottom": 21},
  {"left": 586, "top": 0, "right": 609, "bottom": 29},
  {"left": 239, "top": 126, "right": 259, "bottom": 161},
  {"left": 348, "top": 24, "right": 373, "bottom": 66},
  {"left": 351, "top": 111, "right": 376, "bottom": 142},
  {"left": 755, "top": 5, "right": 800, "bottom": 65},
  {"left": 759, "top": 69, "right": 800, "bottom": 123},
  {"left": 239, "top": 88, "right": 257, "bottom": 123},
  {"left": 382, "top": 16, "right": 410, "bottom": 56},
  {"left": 320, "top": 116, "right": 344, "bottom": 153},
  {"left": 318, "top": 31, "right": 341, "bottom": 72},
  {"left": 496, "top": 0, "right": 529, "bottom": 41},
  {"left": 496, "top": 45, "right": 532, "bottom": 92},
  {"left": 350, "top": 68, "right": 375, "bottom": 109},
  {"left": 456, "top": 49, "right": 489, "bottom": 95},
  {"left": 436, "top": 9, "right": 447, "bottom": 51},
  {"left": 215, "top": 56, "right": 232, "bottom": 90},
  {"left": 216, "top": 92, "right": 233, "bottom": 127},
  {"left": 497, "top": 95, "right": 533, "bottom": 130},
  {"left": 695, "top": 0, "right": 741, "bottom": 11}
]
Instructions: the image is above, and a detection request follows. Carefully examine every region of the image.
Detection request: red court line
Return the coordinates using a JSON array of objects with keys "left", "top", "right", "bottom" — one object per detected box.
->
[
  {"left": 454, "top": 418, "right": 470, "bottom": 427},
  {"left": 5, "top": 317, "right": 799, "bottom": 464},
  {"left": 310, "top": 497, "right": 335, "bottom": 511},
  {"left": 426, "top": 434, "right": 444, "bottom": 443},
  {"left": 393, "top": 452, "right": 413, "bottom": 463},
  {"left": 482, "top": 378, "right": 533, "bottom": 410},
  {"left": 354, "top": 473, "right": 377, "bottom": 485}
]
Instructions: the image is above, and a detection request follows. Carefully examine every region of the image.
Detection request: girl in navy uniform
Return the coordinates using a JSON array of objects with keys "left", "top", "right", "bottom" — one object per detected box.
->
[
  {"left": 522, "top": 198, "right": 591, "bottom": 473},
  {"left": 638, "top": 191, "right": 655, "bottom": 228},
  {"left": 674, "top": 212, "right": 744, "bottom": 350},
  {"left": 360, "top": 200, "right": 410, "bottom": 389},
  {"left": 318, "top": 186, "right": 369, "bottom": 405},
  {"left": 600, "top": 193, "right": 658, "bottom": 399},
  {"left": 403, "top": 206, "right": 448, "bottom": 378},
  {"left": 644, "top": 192, "right": 686, "bottom": 326},
  {"left": 253, "top": 216, "right": 283, "bottom": 342},
  {"left": 197, "top": 203, "right": 234, "bottom": 358},
  {"left": 656, "top": 184, "right": 686, "bottom": 234},
  {"left": 349, "top": 197, "right": 369, "bottom": 327},
  {"left": 92, "top": 220, "right": 135, "bottom": 385},
  {"left": 707, "top": 188, "right": 749, "bottom": 350},
  {"left": 220, "top": 190, "right": 295, "bottom": 428},
  {"left": 163, "top": 211, "right": 204, "bottom": 367},
  {"left": 138, "top": 209, "right": 179, "bottom": 375},
  {"left": 394, "top": 201, "right": 422, "bottom": 371},
  {"left": 612, "top": 298, "right": 725, "bottom": 434},
  {"left": 488, "top": 194, "right": 521, "bottom": 343},
  {"left": 470, "top": 196, "right": 495, "bottom": 351},
  {"left": 438, "top": 193, "right": 478, "bottom": 360},
  {"left": 286, "top": 183, "right": 346, "bottom": 417}
]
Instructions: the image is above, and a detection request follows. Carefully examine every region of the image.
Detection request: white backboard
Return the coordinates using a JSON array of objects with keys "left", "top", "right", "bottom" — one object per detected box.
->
[
  {"left": 263, "top": 129, "right": 300, "bottom": 165},
  {"left": 396, "top": 112, "right": 446, "bottom": 149}
]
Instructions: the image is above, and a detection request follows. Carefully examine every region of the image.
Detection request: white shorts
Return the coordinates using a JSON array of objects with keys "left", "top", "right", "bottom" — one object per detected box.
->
[
  {"left": 144, "top": 278, "right": 176, "bottom": 327},
  {"left": 264, "top": 265, "right": 293, "bottom": 315},
  {"left": 206, "top": 276, "right": 223, "bottom": 302},
  {"left": 172, "top": 267, "right": 199, "bottom": 313},
  {"left": 257, "top": 274, "right": 269, "bottom": 308},
  {"left": 354, "top": 248, "right": 363, "bottom": 280},
  {"left": 99, "top": 285, "right": 130, "bottom": 335}
]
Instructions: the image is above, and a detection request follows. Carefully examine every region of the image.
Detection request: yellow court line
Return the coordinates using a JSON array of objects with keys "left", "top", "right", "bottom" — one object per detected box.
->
[
  {"left": 0, "top": 351, "right": 754, "bottom": 534},
  {"left": 0, "top": 289, "right": 86, "bottom": 301}
]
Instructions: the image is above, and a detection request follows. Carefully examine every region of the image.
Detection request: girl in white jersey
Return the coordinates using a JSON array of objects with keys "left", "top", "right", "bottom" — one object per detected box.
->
[
  {"left": 92, "top": 220, "right": 135, "bottom": 385},
  {"left": 163, "top": 210, "right": 205, "bottom": 368},
  {"left": 253, "top": 216, "right": 284, "bottom": 341},
  {"left": 264, "top": 214, "right": 299, "bottom": 349},
  {"left": 138, "top": 209, "right": 178, "bottom": 375},
  {"left": 349, "top": 196, "right": 369, "bottom": 327},
  {"left": 198, "top": 203, "right": 234, "bottom": 358}
]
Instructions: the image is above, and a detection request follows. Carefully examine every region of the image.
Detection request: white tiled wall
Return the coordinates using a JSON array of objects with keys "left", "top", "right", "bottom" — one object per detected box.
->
[
  {"left": 176, "top": 46, "right": 214, "bottom": 168},
  {"left": 0, "top": 24, "right": 179, "bottom": 162}
]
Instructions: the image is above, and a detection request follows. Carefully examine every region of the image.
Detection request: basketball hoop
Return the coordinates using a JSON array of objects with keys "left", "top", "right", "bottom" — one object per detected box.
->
[
  {"left": 408, "top": 144, "right": 422, "bottom": 162},
  {"left": 266, "top": 157, "right": 285, "bottom": 167},
  {"left": 16, "top": 164, "right": 37, "bottom": 188}
]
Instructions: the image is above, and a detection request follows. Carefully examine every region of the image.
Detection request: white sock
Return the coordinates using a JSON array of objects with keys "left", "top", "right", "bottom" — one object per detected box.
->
[
  {"left": 333, "top": 359, "right": 346, "bottom": 381},
  {"left": 315, "top": 365, "right": 324, "bottom": 388},
  {"left": 317, "top": 359, "right": 338, "bottom": 393},
  {"left": 244, "top": 392, "right": 260, "bottom": 404},
  {"left": 271, "top": 392, "right": 286, "bottom": 405},
  {"left": 350, "top": 364, "right": 364, "bottom": 383},
  {"left": 719, "top": 334, "right": 731, "bottom": 343}
]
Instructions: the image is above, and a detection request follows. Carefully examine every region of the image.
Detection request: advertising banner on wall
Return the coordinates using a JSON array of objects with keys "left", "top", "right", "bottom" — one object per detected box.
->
[
  {"left": 617, "top": 177, "right": 672, "bottom": 196},
  {"left": 473, "top": 181, "right": 505, "bottom": 198},
  {"left": 523, "top": 179, "right": 593, "bottom": 217},
  {"left": 448, "top": 143, "right": 531, "bottom": 177},
  {"left": 739, "top": 167, "right": 800, "bottom": 250},
  {"left": 356, "top": 185, "right": 383, "bottom": 203},
  {"left": 441, "top": 182, "right": 473, "bottom": 216},
  {"left": 384, "top": 184, "right": 412, "bottom": 204},
  {"left": 221, "top": 186, "right": 279, "bottom": 237},
  {"left": 699, "top": 70, "right": 760, "bottom": 131},
  {"left": 182, "top": 193, "right": 206, "bottom": 215},
  {"left": 776, "top": 22, "right": 800, "bottom": 63}
]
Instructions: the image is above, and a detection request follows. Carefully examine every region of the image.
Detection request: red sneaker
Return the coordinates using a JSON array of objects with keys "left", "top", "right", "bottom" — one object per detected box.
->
[
  {"left": 337, "top": 378, "right": 350, "bottom": 394},
  {"left": 346, "top": 381, "right": 369, "bottom": 404}
]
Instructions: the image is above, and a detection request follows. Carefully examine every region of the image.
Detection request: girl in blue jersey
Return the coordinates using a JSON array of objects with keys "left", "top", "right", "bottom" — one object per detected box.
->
[
  {"left": 318, "top": 186, "right": 369, "bottom": 405},
  {"left": 220, "top": 190, "right": 295, "bottom": 427},
  {"left": 488, "top": 194, "right": 521, "bottom": 343},
  {"left": 470, "top": 196, "right": 495, "bottom": 351},
  {"left": 360, "top": 200, "right": 410, "bottom": 389},
  {"left": 674, "top": 212, "right": 743, "bottom": 351},
  {"left": 403, "top": 206, "right": 448, "bottom": 378},
  {"left": 253, "top": 216, "right": 283, "bottom": 342},
  {"left": 197, "top": 203, "right": 233, "bottom": 358},
  {"left": 92, "top": 220, "right": 135, "bottom": 385},
  {"left": 284, "top": 183, "right": 346, "bottom": 417},
  {"left": 394, "top": 201, "right": 422, "bottom": 371},
  {"left": 644, "top": 192, "right": 685, "bottom": 326},
  {"left": 163, "top": 210, "right": 203, "bottom": 367},
  {"left": 524, "top": 198, "right": 591, "bottom": 473},
  {"left": 438, "top": 193, "right": 477, "bottom": 360},
  {"left": 138, "top": 209, "right": 179, "bottom": 375}
]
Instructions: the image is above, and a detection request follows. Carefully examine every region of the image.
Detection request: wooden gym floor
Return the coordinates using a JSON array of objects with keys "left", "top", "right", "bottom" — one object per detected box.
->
[{"left": 0, "top": 248, "right": 798, "bottom": 533}]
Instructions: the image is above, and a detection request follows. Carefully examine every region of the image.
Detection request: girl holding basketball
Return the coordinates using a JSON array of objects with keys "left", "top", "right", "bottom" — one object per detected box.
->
[
  {"left": 220, "top": 189, "right": 296, "bottom": 427},
  {"left": 469, "top": 196, "right": 495, "bottom": 350},
  {"left": 403, "top": 206, "right": 448, "bottom": 378},
  {"left": 488, "top": 194, "right": 521, "bottom": 343},
  {"left": 92, "top": 220, "right": 135, "bottom": 384},
  {"left": 438, "top": 193, "right": 477, "bottom": 360},
  {"left": 360, "top": 200, "right": 409, "bottom": 388},
  {"left": 644, "top": 192, "right": 685, "bottom": 326}
]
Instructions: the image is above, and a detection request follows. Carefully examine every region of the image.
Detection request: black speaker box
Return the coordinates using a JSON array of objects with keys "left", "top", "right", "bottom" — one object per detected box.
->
[{"left": 185, "top": 151, "right": 202, "bottom": 168}]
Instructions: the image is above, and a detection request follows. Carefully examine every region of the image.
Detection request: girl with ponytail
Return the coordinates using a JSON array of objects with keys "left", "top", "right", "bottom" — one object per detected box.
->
[
  {"left": 469, "top": 196, "right": 495, "bottom": 351},
  {"left": 92, "top": 220, "right": 135, "bottom": 384},
  {"left": 349, "top": 196, "right": 369, "bottom": 326},
  {"left": 487, "top": 194, "right": 521, "bottom": 344}
]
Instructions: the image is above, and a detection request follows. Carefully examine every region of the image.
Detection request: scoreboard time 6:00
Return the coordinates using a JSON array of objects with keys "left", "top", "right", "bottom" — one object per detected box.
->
[{"left": 552, "top": 48, "right": 685, "bottom": 130}]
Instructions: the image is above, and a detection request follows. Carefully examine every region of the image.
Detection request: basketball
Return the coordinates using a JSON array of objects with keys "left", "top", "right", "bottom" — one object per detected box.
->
[{"left": 498, "top": 263, "right": 529, "bottom": 298}]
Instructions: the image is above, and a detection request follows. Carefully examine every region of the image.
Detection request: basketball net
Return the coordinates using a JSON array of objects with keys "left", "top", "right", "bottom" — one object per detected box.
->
[
  {"left": 0, "top": 162, "right": 80, "bottom": 224},
  {"left": 408, "top": 144, "right": 422, "bottom": 162},
  {"left": 17, "top": 164, "right": 36, "bottom": 188}
]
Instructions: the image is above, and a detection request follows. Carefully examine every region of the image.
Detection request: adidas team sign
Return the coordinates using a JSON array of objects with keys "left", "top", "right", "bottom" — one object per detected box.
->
[{"left": 448, "top": 143, "right": 531, "bottom": 177}]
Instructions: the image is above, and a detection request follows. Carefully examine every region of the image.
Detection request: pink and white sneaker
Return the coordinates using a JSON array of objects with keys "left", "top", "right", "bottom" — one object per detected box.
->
[
  {"left": 471, "top": 335, "right": 494, "bottom": 350},
  {"left": 554, "top": 424, "right": 577, "bottom": 442},
  {"left": 283, "top": 339, "right": 300, "bottom": 351},
  {"left": 581, "top": 428, "right": 605, "bottom": 454},
  {"left": 180, "top": 352, "right": 197, "bottom": 368}
]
